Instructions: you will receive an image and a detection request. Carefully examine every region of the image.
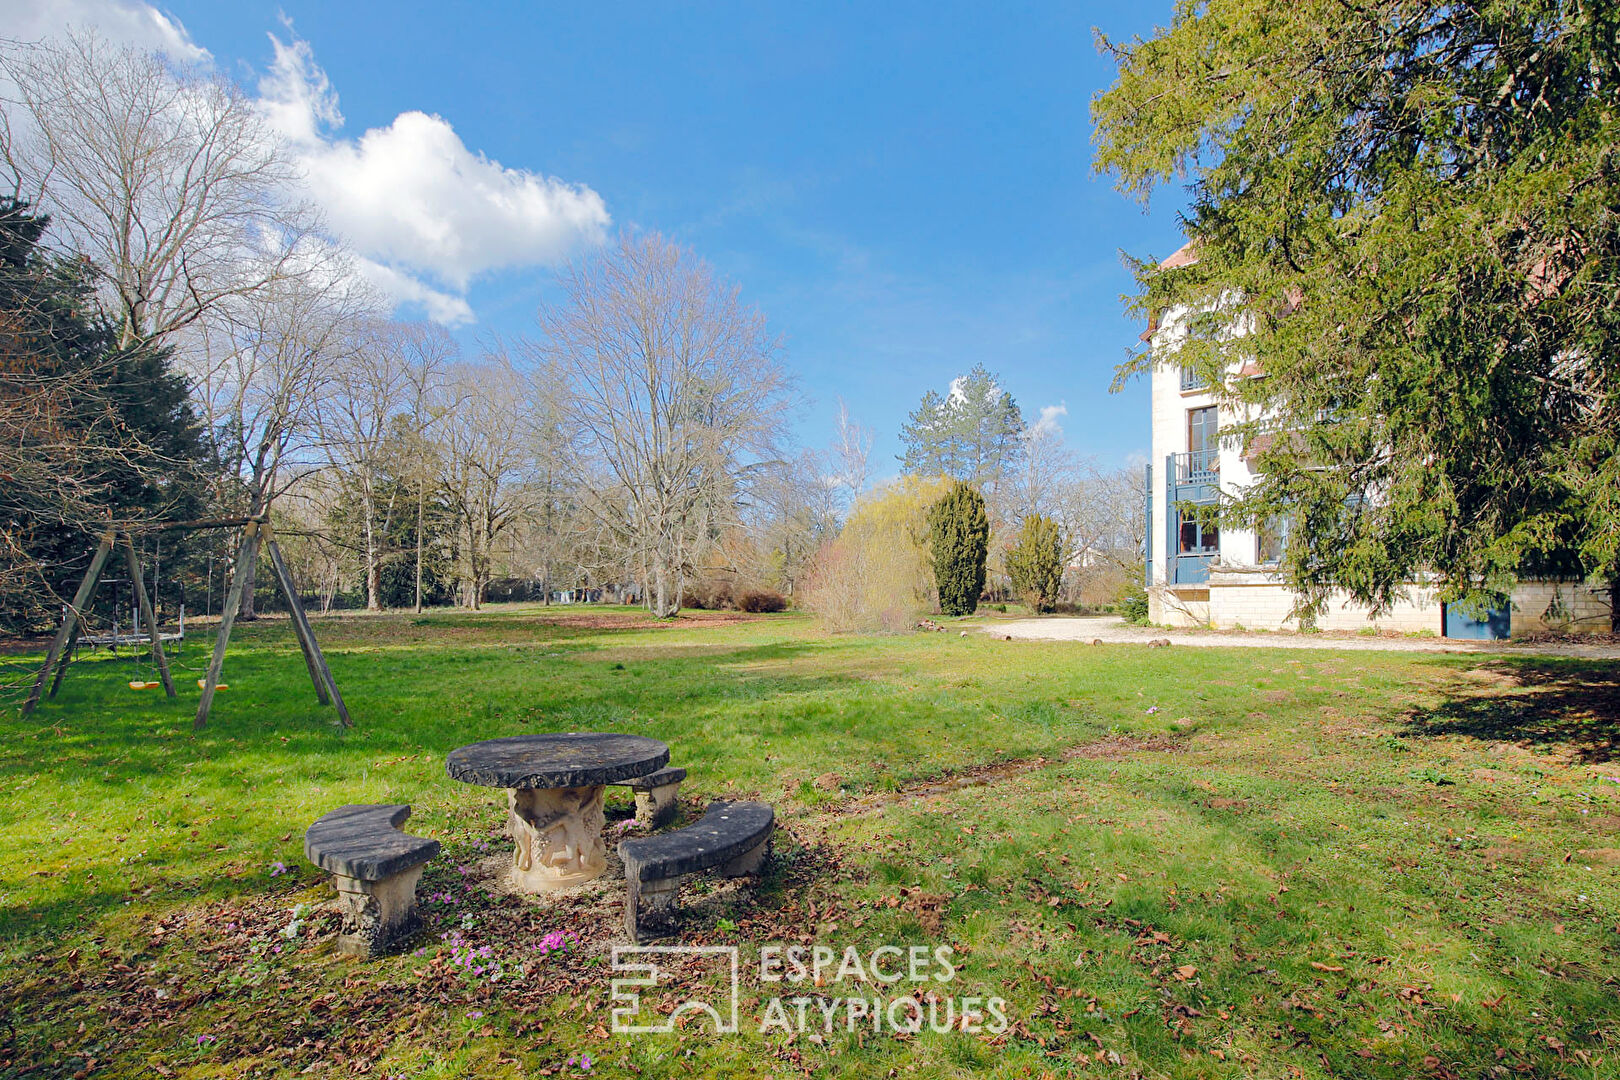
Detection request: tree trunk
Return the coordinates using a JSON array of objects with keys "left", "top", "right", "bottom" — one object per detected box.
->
[
  {"left": 413, "top": 485, "right": 426, "bottom": 613},
  {"left": 652, "top": 560, "right": 668, "bottom": 617},
  {"left": 236, "top": 546, "right": 260, "bottom": 620},
  {"left": 650, "top": 541, "right": 682, "bottom": 618},
  {"left": 364, "top": 500, "right": 381, "bottom": 611}
]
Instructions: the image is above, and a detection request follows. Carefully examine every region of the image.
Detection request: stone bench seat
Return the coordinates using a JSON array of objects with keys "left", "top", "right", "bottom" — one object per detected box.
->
[
  {"left": 618, "top": 800, "right": 773, "bottom": 941},
  {"left": 615, "top": 765, "right": 686, "bottom": 827},
  {"left": 305, "top": 804, "right": 439, "bottom": 958}
]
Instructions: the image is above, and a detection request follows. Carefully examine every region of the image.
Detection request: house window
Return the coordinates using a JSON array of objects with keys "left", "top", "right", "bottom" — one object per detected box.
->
[
  {"left": 1187, "top": 406, "right": 1219, "bottom": 453},
  {"left": 1178, "top": 515, "right": 1219, "bottom": 555},
  {"left": 1179, "top": 365, "right": 1206, "bottom": 391},
  {"left": 1256, "top": 515, "right": 1288, "bottom": 564}
]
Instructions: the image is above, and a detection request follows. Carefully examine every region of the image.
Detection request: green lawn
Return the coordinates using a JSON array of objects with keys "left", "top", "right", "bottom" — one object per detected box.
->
[{"left": 1, "top": 606, "right": 1616, "bottom": 1078}]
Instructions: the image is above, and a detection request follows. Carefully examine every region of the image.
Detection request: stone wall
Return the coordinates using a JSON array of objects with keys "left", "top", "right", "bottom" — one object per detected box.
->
[
  {"left": 1206, "top": 579, "right": 1440, "bottom": 633},
  {"left": 1148, "top": 587, "right": 1209, "bottom": 627},
  {"left": 1509, "top": 581, "right": 1612, "bottom": 634},
  {"left": 1150, "top": 576, "right": 1611, "bottom": 636}
]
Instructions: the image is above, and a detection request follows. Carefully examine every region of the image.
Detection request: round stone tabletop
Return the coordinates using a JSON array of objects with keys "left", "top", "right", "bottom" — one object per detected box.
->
[{"left": 446, "top": 732, "right": 670, "bottom": 790}]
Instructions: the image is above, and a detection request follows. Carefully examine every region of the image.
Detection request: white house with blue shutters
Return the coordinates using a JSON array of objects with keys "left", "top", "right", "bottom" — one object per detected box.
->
[{"left": 1142, "top": 244, "right": 1610, "bottom": 639}]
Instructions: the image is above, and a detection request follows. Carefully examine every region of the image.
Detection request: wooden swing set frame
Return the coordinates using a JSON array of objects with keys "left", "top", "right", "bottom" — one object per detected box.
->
[{"left": 21, "top": 517, "right": 350, "bottom": 730}]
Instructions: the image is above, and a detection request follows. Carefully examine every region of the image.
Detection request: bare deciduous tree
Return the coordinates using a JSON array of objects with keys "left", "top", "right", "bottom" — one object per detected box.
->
[
  {"left": 830, "top": 398, "right": 872, "bottom": 505},
  {"left": 195, "top": 260, "right": 379, "bottom": 617},
  {"left": 1069, "top": 464, "right": 1146, "bottom": 573},
  {"left": 438, "top": 354, "right": 532, "bottom": 609},
  {"left": 534, "top": 231, "right": 791, "bottom": 617},
  {"left": 0, "top": 30, "right": 308, "bottom": 350},
  {"left": 395, "top": 323, "right": 459, "bottom": 612},
  {"left": 321, "top": 320, "right": 456, "bottom": 610}
]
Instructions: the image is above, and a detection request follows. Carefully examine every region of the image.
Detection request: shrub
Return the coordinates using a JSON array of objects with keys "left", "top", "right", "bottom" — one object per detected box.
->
[
  {"left": 928, "top": 481, "right": 989, "bottom": 616},
  {"left": 737, "top": 590, "right": 787, "bottom": 613},
  {"left": 802, "top": 475, "right": 951, "bottom": 632},
  {"left": 685, "top": 579, "right": 734, "bottom": 610},
  {"left": 1119, "top": 580, "right": 1150, "bottom": 625},
  {"left": 1005, "top": 513, "right": 1064, "bottom": 612}
]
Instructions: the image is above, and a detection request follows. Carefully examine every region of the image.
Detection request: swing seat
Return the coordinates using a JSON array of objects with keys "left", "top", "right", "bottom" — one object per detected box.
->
[
  {"left": 197, "top": 679, "right": 228, "bottom": 690},
  {"left": 128, "top": 680, "right": 161, "bottom": 690}
]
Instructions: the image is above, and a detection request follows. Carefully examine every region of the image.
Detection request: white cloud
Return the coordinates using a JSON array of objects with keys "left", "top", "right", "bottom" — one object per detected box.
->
[
  {"left": 5, "top": 0, "right": 609, "bottom": 325},
  {"left": 0, "top": 0, "right": 209, "bottom": 64},
  {"left": 352, "top": 257, "right": 475, "bottom": 327},
  {"left": 260, "top": 30, "right": 610, "bottom": 298},
  {"left": 257, "top": 31, "right": 339, "bottom": 147},
  {"left": 1030, "top": 403, "right": 1067, "bottom": 439}
]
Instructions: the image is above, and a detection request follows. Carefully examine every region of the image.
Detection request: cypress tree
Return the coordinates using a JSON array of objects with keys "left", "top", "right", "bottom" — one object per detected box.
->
[
  {"left": 928, "top": 481, "right": 989, "bottom": 616},
  {"left": 1007, "top": 513, "right": 1063, "bottom": 612}
]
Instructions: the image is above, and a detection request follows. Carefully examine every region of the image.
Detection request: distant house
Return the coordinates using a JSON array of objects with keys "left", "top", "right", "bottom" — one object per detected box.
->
[{"left": 1142, "top": 243, "right": 1609, "bottom": 638}]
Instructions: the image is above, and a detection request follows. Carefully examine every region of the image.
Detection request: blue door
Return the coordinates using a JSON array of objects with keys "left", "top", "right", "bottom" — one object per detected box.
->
[{"left": 1443, "top": 601, "right": 1510, "bottom": 640}]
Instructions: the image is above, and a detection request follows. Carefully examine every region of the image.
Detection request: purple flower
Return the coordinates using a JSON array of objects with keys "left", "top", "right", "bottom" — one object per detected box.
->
[
  {"left": 532, "top": 928, "right": 577, "bottom": 957},
  {"left": 268, "top": 861, "right": 288, "bottom": 877}
]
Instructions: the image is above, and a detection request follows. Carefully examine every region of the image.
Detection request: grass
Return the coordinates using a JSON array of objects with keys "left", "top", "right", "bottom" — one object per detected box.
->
[{"left": 1, "top": 605, "right": 1617, "bottom": 1078}]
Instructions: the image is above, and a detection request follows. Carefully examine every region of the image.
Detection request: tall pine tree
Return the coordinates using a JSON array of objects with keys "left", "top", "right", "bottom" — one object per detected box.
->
[{"left": 900, "top": 365, "right": 1024, "bottom": 494}]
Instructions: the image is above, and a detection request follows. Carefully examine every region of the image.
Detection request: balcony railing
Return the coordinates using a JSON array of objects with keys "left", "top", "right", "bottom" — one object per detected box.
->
[
  {"left": 1172, "top": 553, "right": 1213, "bottom": 584},
  {"left": 1173, "top": 448, "right": 1219, "bottom": 486},
  {"left": 1143, "top": 463, "right": 1153, "bottom": 586}
]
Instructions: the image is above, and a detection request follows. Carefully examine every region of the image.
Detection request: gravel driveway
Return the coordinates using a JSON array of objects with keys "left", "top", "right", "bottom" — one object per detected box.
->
[{"left": 976, "top": 615, "right": 1620, "bottom": 659}]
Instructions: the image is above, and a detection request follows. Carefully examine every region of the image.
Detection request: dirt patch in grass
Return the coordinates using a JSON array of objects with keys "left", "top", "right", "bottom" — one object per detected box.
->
[
  {"left": 828, "top": 735, "right": 1187, "bottom": 819},
  {"left": 1481, "top": 842, "right": 1534, "bottom": 864},
  {"left": 834, "top": 758, "right": 1053, "bottom": 817},
  {"left": 1460, "top": 666, "right": 1523, "bottom": 688},
  {"left": 537, "top": 611, "right": 761, "bottom": 631},
  {"left": 1062, "top": 732, "right": 1185, "bottom": 759},
  {"left": 1576, "top": 847, "right": 1620, "bottom": 866}
]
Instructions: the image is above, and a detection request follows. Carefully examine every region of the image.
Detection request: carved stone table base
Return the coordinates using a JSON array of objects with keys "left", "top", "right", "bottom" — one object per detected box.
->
[
  {"left": 507, "top": 784, "right": 608, "bottom": 891},
  {"left": 446, "top": 732, "right": 670, "bottom": 895}
]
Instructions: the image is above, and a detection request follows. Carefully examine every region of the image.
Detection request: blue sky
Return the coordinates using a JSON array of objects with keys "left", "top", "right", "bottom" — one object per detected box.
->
[{"left": 40, "top": 1, "right": 1194, "bottom": 473}]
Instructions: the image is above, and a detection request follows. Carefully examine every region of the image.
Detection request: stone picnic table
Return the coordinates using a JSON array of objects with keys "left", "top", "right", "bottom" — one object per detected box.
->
[{"left": 446, "top": 732, "right": 669, "bottom": 892}]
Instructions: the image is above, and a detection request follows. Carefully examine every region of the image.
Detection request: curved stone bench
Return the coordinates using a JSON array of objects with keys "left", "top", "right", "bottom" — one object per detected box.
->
[
  {"left": 618, "top": 800, "right": 773, "bottom": 942},
  {"left": 617, "top": 766, "right": 686, "bottom": 827},
  {"left": 305, "top": 804, "right": 439, "bottom": 958}
]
